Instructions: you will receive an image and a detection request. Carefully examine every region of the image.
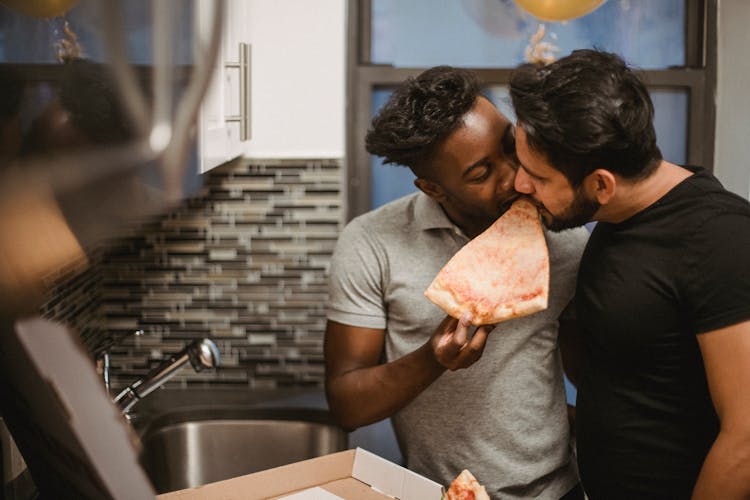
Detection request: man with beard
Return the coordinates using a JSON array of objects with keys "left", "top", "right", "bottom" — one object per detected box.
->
[
  {"left": 325, "top": 66, "right": 589, "bottom": 499},
  {"left": 510, "top": 49, "right": 750, "bottom": 499}
]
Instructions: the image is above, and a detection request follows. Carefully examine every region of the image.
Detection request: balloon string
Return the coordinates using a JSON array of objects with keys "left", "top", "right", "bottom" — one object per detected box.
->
[
  {"left": 524, "top": 23, "right": 560, "bottom": 65},
  {"left": 55, "top": 18, "right": 84, "bottom": 62}
]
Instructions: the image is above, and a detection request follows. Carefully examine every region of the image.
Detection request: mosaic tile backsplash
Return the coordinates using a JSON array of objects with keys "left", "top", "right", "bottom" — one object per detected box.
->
[{"left": 41, "top": 158, "right": 343, "bottom": 391}]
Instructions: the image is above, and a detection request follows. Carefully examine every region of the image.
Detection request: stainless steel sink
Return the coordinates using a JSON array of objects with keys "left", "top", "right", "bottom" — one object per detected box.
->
[{"left": 137, "top": 407, "right": 348, "bottom": 494}]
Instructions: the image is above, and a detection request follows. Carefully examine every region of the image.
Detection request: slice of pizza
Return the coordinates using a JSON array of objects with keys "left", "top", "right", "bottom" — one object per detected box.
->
[
  {"left": 444, "top": 469, "right": 490, "bottom": 500},
  {"left": 424, "top": 198, "right": 549, "bottom": 325}
]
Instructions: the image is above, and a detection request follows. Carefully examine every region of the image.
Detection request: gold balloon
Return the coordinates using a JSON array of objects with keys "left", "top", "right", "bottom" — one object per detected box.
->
[
  {"left": 0, "top": 0, "right": 78, "bottom": 18},
  {"left": 514, "top": 0, "right": 606, "bottom": 22}
]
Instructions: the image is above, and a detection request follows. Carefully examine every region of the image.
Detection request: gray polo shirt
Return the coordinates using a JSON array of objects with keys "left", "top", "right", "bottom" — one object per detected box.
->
[{"left": 327, "top": 192, "right": 589, "bottom": 500}]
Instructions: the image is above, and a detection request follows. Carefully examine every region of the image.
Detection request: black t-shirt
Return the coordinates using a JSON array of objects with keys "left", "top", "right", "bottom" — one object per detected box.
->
[{"left": 576, "top": 167, "right": 750, "bottom": 499}]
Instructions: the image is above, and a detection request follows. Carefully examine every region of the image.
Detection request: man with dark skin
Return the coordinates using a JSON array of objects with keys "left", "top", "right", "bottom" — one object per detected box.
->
[
  {"left": 325, "top": 66, "right": 589, "bottom": 500},
  {"left": 510, "top": 49, "right": 750, "bottom": 499}
]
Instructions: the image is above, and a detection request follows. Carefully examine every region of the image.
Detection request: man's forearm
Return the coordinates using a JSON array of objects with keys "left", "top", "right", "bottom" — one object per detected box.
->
[
  {"left": 326, "top": 342, "right": 446, "bottom": 430},
  {"left": 692, "top": 430, "right": 750, "bottom": 499}
]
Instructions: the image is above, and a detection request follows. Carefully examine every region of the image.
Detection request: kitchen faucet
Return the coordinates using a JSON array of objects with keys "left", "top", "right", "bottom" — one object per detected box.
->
[{"left": 113, "top": 338, "right": 221, "bottom": 415}]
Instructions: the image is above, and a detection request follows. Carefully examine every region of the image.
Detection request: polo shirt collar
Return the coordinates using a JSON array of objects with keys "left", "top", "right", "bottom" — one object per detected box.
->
[{"left": 414, "top": 192, "right": 464, "bottom": 235}]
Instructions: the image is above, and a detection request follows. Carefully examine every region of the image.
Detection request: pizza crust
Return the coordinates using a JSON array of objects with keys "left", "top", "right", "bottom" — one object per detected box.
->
[{"left": 424, "top": 198, "right": 549, "bottom": 326}]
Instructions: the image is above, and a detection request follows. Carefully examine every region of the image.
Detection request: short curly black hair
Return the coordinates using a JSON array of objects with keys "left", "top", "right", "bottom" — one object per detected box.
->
[{"left": 365, "top": 66, "right": 482, "bottom": 173}]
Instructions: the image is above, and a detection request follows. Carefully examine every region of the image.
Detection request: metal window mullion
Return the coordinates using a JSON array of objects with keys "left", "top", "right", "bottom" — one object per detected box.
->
[
  {"left": 687, "top": 81, "right": 706, "bottom": 166},
  {"left": 641, "top": 68, "right": 705, "bottom": 87},
  {"left": 685, "top": 0, "right": 705, "bottom": 68},
  {"left": 346, "top": 0, "right": 360, "bottom": 220},
  {"left": 701, "top": 0, "right": 718, "bottom": 171},
  {"left": 359, "top": 0, "right": 372, "bottom": 65},
  {"left": 350, "top": 78, "right": 373, "bottom": 218}
]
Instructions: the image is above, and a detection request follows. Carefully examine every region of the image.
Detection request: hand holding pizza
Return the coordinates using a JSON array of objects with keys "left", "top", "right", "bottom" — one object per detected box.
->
[{"left": 429, "top": 313, "right": 496, "bottom": 371}]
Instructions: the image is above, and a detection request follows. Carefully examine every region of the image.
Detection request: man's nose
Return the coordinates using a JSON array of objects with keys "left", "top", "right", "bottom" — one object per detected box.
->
[
  {"left": 497, "top": 167, "right": 515, "bottom": 193},
  {"left": 514, "top": 168, "right": 533, "bottom": 194}
]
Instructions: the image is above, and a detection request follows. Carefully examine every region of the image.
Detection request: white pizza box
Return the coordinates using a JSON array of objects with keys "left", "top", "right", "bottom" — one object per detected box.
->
[
  {"left": 0, "top": 317, "right": 156, "bottom": 499},
  {"left": 156, "top": 447, "right": 445, "bottom": 500}
]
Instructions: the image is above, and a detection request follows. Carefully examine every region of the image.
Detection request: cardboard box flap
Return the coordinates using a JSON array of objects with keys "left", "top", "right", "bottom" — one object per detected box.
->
[
  {"left": 319, "top": 477, "right": 393, "bottom": 500},
  {"left": 352, "top": 448, "right": 443, "bottom": 500},
  {"left": 158, "top": 447, "right": 445, "bottom": 500},
  {"left": 0, "top": 317, "right": 156, "bottom": 499},
  {"left": 159, "top": 449, "right": 356, "bottom": 499}
]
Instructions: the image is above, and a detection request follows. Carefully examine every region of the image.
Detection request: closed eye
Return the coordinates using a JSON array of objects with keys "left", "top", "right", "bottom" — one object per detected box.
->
[
  {"left": 520, "top": 164, "right": 545, "bottom": 182},
  {"left": 466, "top": 163, "right": 492, "bottom": 183}
]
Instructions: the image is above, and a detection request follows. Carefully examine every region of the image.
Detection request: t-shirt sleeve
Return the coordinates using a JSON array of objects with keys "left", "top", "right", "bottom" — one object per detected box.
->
[
  {"left": 547, "top": 225, "right": 590, "bottom": 321},
  {"left": 326, "top": 218, "right": 388, "bottom": 329},
  {"left": 683, "top": 211, "right": 750, "bottom": 334}
]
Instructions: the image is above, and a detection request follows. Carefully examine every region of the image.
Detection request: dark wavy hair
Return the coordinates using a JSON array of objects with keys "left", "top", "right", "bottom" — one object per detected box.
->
[
  {"left": 365, "top": 66, "right": 482, "bottom": 174},
  {"left": 509, "top": 49, "right": 662, "bottom": 187}
]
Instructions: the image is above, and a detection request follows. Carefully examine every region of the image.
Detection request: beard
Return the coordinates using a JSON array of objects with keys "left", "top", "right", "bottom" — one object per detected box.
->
[{"left": 539, "top": 187, "right": 600, "bottom": 232}]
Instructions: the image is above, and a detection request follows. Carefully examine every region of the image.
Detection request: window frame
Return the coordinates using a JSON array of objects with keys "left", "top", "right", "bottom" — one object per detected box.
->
[{"left": 345, "top": 0, "right": 717, "bottom": 220}]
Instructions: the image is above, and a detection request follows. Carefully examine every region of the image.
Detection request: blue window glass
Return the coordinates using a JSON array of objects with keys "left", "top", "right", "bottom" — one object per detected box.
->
[
  {"left": 651, "top": 89, "right": 688, "bottom": 165},
  {"left": 372, "top": 0, "right": 685, "bottom": 70}
]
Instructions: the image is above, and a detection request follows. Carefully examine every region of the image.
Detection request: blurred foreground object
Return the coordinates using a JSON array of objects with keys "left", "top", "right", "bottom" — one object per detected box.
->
[
  {"left": 514, "top": 0, "right": 606, "bottom": 21},
  {"left": 0, "top": 0, "right": 78, "bottom": 18},
  {"left": 0, "top": 0, "right": 225, "bottom": 317},
  {"left": 0, "top": 184, "right": 87, "bottom": 314},
  {"left": 0, "top": 317, "right": 157, "bottom": 498}
]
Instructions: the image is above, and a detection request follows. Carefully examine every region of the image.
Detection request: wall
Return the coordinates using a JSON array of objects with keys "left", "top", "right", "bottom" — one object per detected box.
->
[
  {"left": 713, "top": 0, "right": 750, "bottom": 200},
  {"left": 43, "top": 158, "right": 343, "bottom": 390},
  {"left": 239, "top": 0, "right": 346, "bottom": 159}
]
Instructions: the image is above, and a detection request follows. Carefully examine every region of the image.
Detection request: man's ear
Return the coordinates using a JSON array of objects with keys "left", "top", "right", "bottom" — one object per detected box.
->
[
  {"left": 583, "top": 169, "right": 617, "bottom": 205},
  {"left": 414, "top": 178, "right": 445, "bottom": 201}
]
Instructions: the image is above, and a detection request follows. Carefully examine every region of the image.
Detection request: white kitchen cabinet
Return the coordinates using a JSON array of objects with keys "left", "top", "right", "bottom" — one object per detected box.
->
[{"left": 195, "top": 0, "right": 251, "bottom": 173}]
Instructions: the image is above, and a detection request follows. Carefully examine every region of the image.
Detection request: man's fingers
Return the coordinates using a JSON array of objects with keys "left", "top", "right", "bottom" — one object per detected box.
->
[
  {"left": 451, "top": 323, "right": 495, "bottom": 367},
  {"left": 434, "top": 314, "right": 496, "bottom": 370},
  {"left": 464, "top": 323, "right": 495, "bottom": 353},
  {"left": 435, "top": 316, "right": 459, "bottom": 349},
  {"left": 453, "top": 313, "right": 473, "bottom": 346},
  {"left": 434, "top": 314, "right": 471, "bottom": 360}
]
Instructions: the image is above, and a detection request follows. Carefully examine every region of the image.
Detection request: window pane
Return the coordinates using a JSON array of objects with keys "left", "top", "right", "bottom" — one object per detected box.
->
[
  {"left": 372, "top": 0, "right": 685, "bottom": 69},
  {"left": 651, "top": 89, "right": 688, "bottom": 165},
  {"left": 370, "top": 86, "right": 687, "bottom": 209}
]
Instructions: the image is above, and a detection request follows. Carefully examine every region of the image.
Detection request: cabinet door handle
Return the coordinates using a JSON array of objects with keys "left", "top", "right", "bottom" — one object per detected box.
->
[{"left": 224, "top": 42, "right": 252, "bottom": 141}]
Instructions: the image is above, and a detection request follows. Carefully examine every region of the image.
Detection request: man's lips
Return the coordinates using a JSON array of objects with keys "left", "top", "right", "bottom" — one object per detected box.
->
[
  {"left": 498, "top": 195, "right": 521, "bottom": 212},
  {"left": 514, "top": 194, "right": 544, "bottom": 211}
]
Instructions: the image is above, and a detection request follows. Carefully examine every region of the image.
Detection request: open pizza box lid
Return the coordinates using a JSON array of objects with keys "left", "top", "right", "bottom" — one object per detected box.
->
[
  {"left": 156, "top": 447, "right": 445, "bottom": 500},
  {"left": 0, "top": 316, "right": 156, "bottom": 498}
]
